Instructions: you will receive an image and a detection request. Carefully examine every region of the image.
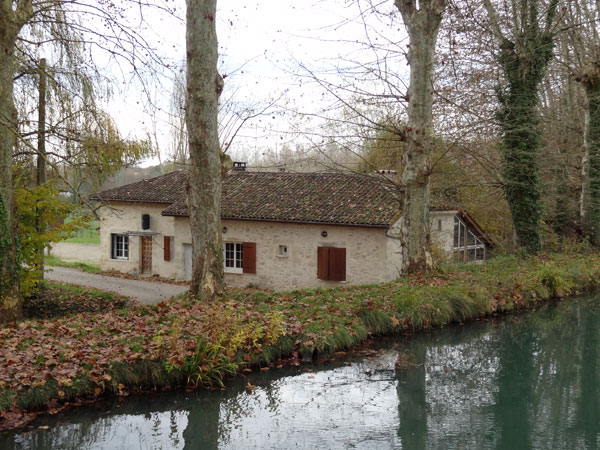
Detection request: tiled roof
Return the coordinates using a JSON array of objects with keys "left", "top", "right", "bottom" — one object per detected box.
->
[
  {"left": 91, "top": 170, "right": 187, "bottom": 204},
  {"left": 173, "top": 171, "right": 400, "bottom": 226},
  {"left": 94, "top": 170, "right": 402, "bottom": 227}
]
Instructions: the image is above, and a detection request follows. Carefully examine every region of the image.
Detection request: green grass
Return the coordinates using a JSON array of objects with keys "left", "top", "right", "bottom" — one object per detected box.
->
[
  {"left": 225, "top": 252, "right": 600, "bottom": 357},
  {"left": 45, "top": 256, "right": 101, "bottom": 274},
  {"left": 14, "top": 377, "right": 95, "bottom": 411},
  {"left": 64, "top": 219, "right": 100, "bottom": 244}
]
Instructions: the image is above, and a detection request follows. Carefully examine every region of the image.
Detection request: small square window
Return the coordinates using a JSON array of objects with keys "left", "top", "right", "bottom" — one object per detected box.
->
[{"left": 278, "top": 245, "right": 288, "bottom": 257}]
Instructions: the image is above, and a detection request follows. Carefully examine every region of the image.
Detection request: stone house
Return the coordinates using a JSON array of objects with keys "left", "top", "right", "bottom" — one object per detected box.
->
[{"left": 92, "top": 170, "right": 493, "bottom": 290}]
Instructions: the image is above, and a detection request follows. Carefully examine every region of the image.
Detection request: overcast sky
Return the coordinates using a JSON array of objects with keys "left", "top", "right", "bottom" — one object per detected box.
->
[{"left": 104, "top": 0, "right": 409, "bottom": 167}]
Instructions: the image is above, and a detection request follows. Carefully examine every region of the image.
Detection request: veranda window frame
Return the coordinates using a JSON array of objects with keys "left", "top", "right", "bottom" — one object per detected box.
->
[{"left": 453, "top": 216, "right": 486, "bottom": 262}]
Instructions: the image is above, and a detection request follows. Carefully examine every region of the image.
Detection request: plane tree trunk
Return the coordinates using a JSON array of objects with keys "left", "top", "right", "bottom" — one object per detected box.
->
[
  {"left": 185, "top": 0, "right": 224, "bottom": 298},
  {"left": 394, "top": 0, "right": 446, "bottom": 273}
]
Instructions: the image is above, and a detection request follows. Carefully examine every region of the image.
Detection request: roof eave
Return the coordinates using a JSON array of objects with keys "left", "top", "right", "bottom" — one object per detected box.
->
[
  {"left": 92, "top": 198, "right": 176, "bottom": 205},
  {"left": 161, "top": 213, "right": 390, "bottom": 229}
]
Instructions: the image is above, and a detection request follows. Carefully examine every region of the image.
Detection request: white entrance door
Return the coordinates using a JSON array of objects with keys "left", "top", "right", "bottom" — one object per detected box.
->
[{"left": 183, "top": 243, "right": 192, "bottom": 281}]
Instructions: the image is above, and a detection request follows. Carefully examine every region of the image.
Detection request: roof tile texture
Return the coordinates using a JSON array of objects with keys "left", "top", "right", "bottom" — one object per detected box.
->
[
  {"left": 92, "top": 170, "right": 187, "bottom": 204},
  {"left": 95, "top": 170, "right": 402, "bottom": 227}
]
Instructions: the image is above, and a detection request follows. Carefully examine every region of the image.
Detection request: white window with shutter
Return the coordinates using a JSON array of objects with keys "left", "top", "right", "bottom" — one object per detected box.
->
[{"left": 223, "top": 242, "right": 256, "bottom": 274}]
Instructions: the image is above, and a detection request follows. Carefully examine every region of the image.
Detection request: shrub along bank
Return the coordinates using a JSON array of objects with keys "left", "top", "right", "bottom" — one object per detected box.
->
[{"left": 1, "top": 252, "right": 600, "bottom": 430}]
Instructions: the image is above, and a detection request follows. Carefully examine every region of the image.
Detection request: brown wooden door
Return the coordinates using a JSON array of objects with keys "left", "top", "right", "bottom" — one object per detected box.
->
[{"left": 141, "top": 236, "right": 152, "bottom": 273}]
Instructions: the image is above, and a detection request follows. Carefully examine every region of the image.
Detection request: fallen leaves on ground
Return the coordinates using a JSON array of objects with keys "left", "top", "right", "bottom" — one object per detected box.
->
[
  {"left": 100, "top": 270, "right": 190, "bottom": 286},
  {"left": 22, "top": 283, "right": 130, "bottom": 320},
  {"left": 1, "top": 252, "right": 599, "bottom": 432}
]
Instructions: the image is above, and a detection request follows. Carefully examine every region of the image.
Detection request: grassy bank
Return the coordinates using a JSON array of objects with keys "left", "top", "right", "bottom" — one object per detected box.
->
[
  {"left": 45, "top": 256, "right": 101, "bottom": 274},
  {"left": 2, "top": 252, "right": 600, "bottom": 430}
]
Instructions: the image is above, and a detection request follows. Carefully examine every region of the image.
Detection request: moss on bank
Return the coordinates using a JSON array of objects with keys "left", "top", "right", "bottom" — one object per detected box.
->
[{"left": 2, "top": 252, "right": 600, "bottom": 430}]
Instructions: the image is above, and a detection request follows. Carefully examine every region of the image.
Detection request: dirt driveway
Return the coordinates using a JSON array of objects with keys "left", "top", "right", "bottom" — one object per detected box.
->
[{"left": 46, "top": 266, "right": 189, "bottom": 305}]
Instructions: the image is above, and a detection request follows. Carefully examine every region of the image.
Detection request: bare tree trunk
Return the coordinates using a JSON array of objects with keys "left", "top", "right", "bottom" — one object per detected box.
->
[
  {"left": 36, "top": 58, "right": 47, "bottom": 280},
  {"left": 394, "top": 0, "right": 446, "bottom": 273},
  {"left": 560, "top": 0, "right": 600, "bottom": 241},
  {"left": 582, "top": 75, "right": 600, "bottom": 244},
  {"left": 169, "top": 70, "right": 189, "bottom": 167},
  {"left": 581, "top": 87, "right": 591, "bottom": 221},
  {"left": 0, "top": 4, "right": 25, "bottom": 321},
  {"left": 186, "top": 0, "right": 224, "bottom": 298}
]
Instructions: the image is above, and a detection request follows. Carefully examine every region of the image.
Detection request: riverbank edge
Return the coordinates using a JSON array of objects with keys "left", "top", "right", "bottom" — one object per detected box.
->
[{"left": 2, "top": 252, "right": 600, "bottom": 431}]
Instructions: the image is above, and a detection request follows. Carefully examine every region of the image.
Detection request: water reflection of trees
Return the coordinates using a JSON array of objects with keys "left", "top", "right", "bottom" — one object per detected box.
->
[
  {"left": 5, "top": 299, "right": 600, "bottom": 449},
  {"left": 397, "top": 338, "right": 427, "bottom": 450},
  {"left": 215, "top": 355, "right": 402, "bottom": 449},
  {"left": 396, "top": 321, "right": 502, "bottom": 449},
  {"left": 495, "top": 321, "right": 535, "bottom": 450},
  {"left": 574, "top": 308, "right": 600, "bottom": 449},
  {"left": 6, "top": 398, "right": 190, "bottom": 450},
  {"left": 393, "top": 299, "right": 600, "bottom": 450},
  {"left": 528, "top": 300, "right": 600, "bottom": 449}
]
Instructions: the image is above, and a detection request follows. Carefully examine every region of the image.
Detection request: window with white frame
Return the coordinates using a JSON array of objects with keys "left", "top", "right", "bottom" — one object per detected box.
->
[
  {"left": 453, "top": 217, "right": 485, "bottom": 262},
  {"left": 224, "top": 242, "right": 243, "bottom": 273},
  {"left": 111, "top": 234, "right": 129, "bottom": 260}
]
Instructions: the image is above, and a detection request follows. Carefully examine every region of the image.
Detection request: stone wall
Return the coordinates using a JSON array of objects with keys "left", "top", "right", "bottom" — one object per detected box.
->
[
  {"left": 383, "top": 210, "right": 457, "bottom": 272},
  {"left": 98, "top": 201, "right": 460, "bottom": 291},
  {"left": 98, "top": 202, "right": 176, "bottom": 277},
  {"left": 430, "top": 210, "right": 458, "bottom": 254},
  {"left": 49, "top": 242, "right": 101, "bottom": 264},
  {"left": 174, "top": 217, "right": 396, "bottom": 291}
]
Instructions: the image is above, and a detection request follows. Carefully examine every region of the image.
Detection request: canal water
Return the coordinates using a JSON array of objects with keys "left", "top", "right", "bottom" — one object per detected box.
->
[{"left": 2, "top": 296, "right": 600, "bottom": 449}]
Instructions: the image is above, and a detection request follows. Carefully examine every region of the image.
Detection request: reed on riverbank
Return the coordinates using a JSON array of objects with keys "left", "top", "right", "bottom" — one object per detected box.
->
[{"left": 1, "top": 252, "right": 599, "bottom": 430}]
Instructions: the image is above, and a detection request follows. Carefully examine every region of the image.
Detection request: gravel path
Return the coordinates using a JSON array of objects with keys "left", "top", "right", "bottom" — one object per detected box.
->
[{"left": 46, "top": 266, "right": 189, "bottom": 305}]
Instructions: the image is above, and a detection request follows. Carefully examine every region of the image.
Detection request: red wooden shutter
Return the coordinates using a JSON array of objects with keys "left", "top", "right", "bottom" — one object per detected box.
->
[
  {"left": 329, "top": 247, "right": 346, "bottom": 281},
  {"left": 164, "top": 236, "right": 172, "bottom": 261},
  {"left": 317, "top": 246, "right": 330, "bottom": 280},
  {"left": 242, "top": 242, "right": 256, "bottom": 274}
]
